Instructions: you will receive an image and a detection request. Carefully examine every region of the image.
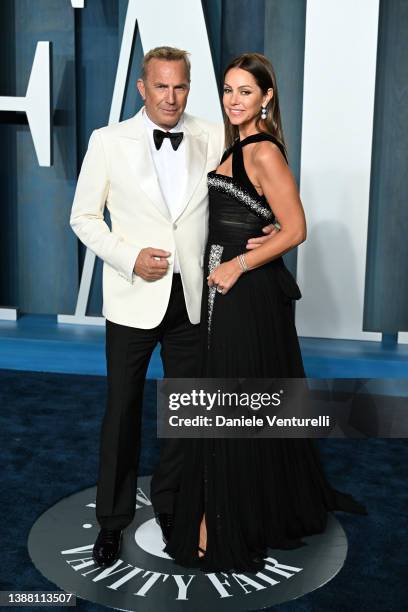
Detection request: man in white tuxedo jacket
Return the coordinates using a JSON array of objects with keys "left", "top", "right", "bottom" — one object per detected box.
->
[{"left": 70, "top": 47, "right": 224, "bottom": 567}]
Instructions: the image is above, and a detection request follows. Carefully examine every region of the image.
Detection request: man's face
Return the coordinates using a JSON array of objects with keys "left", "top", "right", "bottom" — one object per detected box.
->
[{"left": 137, "top": 59, "right": 190, "bottom": 130}]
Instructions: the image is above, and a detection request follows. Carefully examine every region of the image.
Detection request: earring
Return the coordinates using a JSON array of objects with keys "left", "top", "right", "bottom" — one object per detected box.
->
[{"left": 261, "top": 105, "right": 267, "bottom": 120}]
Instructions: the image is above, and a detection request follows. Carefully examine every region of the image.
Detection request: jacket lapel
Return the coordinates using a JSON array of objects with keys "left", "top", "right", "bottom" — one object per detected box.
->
[
  {"left": 174, "top": 114, "right": 208, "bottom": 222},
  {"left": 119, "top": 110, "right": 170, "bottom": 220}
]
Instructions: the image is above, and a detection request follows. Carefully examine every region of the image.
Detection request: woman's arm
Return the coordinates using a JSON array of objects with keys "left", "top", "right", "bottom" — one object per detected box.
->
[{"left": 245, "top": 141, "right": 306, "bottom": 266}]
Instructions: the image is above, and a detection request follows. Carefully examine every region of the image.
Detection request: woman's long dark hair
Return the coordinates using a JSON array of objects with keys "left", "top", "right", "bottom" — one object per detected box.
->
[{"left": 223, "top": 53, "right": 287, "bottom": 158}]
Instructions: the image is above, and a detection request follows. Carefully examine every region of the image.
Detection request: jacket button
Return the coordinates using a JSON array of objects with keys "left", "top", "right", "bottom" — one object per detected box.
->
[{"left": 173, "top": 223, "right": 177, "bottom": 230}]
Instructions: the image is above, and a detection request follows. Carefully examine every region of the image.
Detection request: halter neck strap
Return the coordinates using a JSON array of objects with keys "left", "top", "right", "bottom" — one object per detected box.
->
[
  {"left": 235, "top": 132, "right": 288, "bottom": 162},
  {"left": 228, "top": 132, "right": 287, "bottom": 196}
]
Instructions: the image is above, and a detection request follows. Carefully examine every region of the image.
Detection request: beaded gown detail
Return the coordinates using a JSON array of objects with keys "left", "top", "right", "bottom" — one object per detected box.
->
[{"left": 164, "top": 133, "right": 367, "bottom": 572}]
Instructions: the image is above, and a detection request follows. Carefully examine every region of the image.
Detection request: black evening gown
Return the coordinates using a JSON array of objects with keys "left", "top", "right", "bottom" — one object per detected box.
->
[{"left": 164, "top": 133, "right": 367, "bottom": 573}]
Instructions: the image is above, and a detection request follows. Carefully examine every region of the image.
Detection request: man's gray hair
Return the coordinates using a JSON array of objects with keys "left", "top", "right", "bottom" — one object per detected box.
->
[{"left": 141, "top": 46, "right": 191, "bottom": 81}]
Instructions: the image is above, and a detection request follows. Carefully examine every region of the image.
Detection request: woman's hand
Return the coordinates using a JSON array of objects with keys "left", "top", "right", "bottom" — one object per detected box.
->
[{"left": 207, "top": 258, "right": 243, "bottom": 295}]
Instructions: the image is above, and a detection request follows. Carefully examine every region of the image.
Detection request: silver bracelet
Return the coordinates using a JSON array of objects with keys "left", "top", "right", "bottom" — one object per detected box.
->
[{"left": 237, "top": 254, "right": 249, "bottom": 273}]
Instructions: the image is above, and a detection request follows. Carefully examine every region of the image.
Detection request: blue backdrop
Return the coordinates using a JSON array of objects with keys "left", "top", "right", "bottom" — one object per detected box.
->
[{"left": 0, "top": 0, "right": 407, "bottom": 333}]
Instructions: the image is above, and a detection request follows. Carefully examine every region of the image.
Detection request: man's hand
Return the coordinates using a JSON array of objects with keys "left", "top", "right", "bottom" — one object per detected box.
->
[
  {"left": 246, "top": 223, "right": 279, "bottom": 250},
  {"left": 133, "top": 248, "right": 171, "bottom": 281}
]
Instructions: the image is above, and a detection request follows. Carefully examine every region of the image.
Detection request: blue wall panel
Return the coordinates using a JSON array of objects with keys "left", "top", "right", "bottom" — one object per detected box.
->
[
  {"left": 264, "top": 0, "right": 306, "bottom": 276},
  {"left": 0, "top": 1, "right": 18, "bottom": 308},
  {"left": 0, "top": 0, "right": 407, "bottom": 335},
  {"left": 221, "top": 0, "right": 265, "bottom": 67},
  {"left": 0, "top": 0, "right": 78, "bottom": 315},
  {"left": 75, "top": 0, "right": 119, "bottom": 315},
  {"left": 364, "top": 0, "right": 408, "bottom": 332}
]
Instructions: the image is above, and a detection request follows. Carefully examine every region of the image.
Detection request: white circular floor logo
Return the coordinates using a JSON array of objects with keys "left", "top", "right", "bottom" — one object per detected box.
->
[
  {"left": 28, "top": 476, "right": 348, "bottom": 611},
  {"left": 134, "top": 518, "right": 172, "bottom": 559}
]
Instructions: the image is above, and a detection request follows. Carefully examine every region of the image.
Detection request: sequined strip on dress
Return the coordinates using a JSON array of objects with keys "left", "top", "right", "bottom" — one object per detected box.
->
[
  {"left": 207, "top": 244, "right": 224, "bottom": 346},
  {"left": 208, "top": 174, "right": 274, "bottom": 221}
]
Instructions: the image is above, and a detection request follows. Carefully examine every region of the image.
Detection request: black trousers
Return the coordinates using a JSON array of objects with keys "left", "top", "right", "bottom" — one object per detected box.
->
[{"left": 96, "top": 274, "right": 200, "bottom": 530}]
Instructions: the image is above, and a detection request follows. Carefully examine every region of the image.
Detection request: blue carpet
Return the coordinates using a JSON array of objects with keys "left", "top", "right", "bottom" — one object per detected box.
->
[{"left": 0, "top": 369, "right": 406, "bottom": 611}]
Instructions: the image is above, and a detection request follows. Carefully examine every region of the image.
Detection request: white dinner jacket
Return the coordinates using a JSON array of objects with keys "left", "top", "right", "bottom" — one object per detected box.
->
[{"left": 70, "top": 108, "right": 224, "bottom": 328}]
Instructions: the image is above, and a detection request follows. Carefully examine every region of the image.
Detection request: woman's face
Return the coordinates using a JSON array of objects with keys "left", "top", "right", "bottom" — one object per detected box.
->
[{"left": 223, "top": 67, "right": 272, "bottom": 128}]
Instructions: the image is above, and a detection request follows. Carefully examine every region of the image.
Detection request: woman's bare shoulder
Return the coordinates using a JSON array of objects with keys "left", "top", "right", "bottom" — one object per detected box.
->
[{"left": 251, "top": 140, "right": 287, "bottom": 177}]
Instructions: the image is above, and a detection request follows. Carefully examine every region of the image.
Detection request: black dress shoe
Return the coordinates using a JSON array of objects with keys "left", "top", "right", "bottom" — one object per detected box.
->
[
  {"left": 92, "top": 529, "right": 122, "bottom": 568},
  {"left": 155, "top": 513, "right": 174, "bottom": 543}
]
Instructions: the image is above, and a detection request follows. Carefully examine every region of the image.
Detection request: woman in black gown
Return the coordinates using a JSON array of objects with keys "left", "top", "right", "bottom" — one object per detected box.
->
[{"left": 164, "top": 53, "right": 366, "bottom": 573}]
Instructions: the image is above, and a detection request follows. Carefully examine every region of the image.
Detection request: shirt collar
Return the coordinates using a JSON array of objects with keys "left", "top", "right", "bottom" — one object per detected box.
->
[{"left": 142, "top": 107, "right": 184, "bottom": 133}]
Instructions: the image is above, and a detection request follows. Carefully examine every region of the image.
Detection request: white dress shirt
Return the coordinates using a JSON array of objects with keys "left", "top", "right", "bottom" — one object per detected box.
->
[{"left": 143, "top": 109, "right": 187, "bottom": 273}]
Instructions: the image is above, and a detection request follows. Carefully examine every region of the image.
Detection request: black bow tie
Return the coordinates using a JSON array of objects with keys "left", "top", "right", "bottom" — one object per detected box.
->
[{"left": 153, "top": 129, "right": 184, "bottom": 151}]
